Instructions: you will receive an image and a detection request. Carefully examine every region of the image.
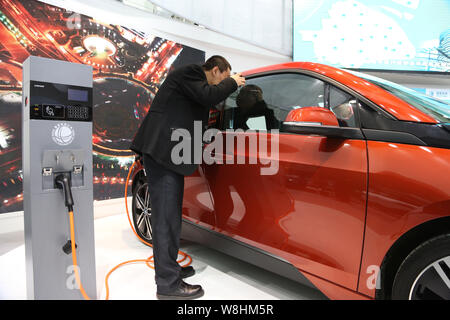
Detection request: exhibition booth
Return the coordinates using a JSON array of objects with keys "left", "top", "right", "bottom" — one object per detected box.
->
[{"left": 0, "top": 0, "right": 449, "bottom": 302}]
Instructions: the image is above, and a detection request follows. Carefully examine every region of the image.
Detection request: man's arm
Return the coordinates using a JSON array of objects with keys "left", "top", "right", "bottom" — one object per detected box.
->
[{"left": 180, "top": 68, "right": 238, "bottom": 108}]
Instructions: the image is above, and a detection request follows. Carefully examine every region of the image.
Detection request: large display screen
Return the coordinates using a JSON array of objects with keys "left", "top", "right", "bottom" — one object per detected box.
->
[
  {"left": 413, "top": 88, "right": 450, "bottom": 103},
  {"left": 0, "top": 0, "right": 205, "bottom": 213},
  {"left": 293, "top": 0, "right": 450, "bottom": 72}
]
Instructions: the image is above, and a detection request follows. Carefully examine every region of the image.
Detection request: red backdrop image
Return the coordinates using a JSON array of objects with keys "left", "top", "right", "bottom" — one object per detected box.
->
[{"left": 0, "top": 0, "right": 205, "bottom": 213}]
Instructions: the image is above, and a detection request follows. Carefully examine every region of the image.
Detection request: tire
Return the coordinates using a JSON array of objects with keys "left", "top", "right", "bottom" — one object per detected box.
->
[
  {"left": 392, "top": 234, "right": 450, "bottom": 300},
  {"left": 131, "top": 179, "right": 153, "bottom": 245}
]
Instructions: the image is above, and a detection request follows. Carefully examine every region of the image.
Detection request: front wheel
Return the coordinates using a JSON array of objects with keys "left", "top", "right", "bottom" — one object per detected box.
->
[
  {"left": 392, "top": 234, "right": 450, "bottom": 300},
  {"left": 132, "top": 180, "right": 153, "bottom": 245}
]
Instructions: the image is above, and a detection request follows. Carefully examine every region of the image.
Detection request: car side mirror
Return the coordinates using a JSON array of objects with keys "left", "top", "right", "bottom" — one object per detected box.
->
[
  {"left": 284, "top": 107, "right": 339, "bottom": 127},
  {"left": 282, "top": 107, "right": 361, "bottom": 139}
]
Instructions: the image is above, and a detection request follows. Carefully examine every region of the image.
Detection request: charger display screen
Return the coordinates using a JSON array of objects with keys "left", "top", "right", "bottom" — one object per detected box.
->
[{"left": 68, "top": 88, "right": 89, "bottom": 102}]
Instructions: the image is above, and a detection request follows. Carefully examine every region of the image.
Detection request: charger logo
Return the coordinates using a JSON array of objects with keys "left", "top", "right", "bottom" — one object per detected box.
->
[{"left": 52, "top": 123, "right": 75, "bottom": 146}]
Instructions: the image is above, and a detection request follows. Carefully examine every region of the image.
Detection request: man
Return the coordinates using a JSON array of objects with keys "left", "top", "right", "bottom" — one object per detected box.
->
[{"left": 130, "top": 56, "right": 245, "bottom": 299}]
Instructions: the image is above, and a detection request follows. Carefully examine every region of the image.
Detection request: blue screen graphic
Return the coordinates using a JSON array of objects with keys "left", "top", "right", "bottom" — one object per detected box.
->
[{"left": 293, "top": 0, "right": 450, "bottom": 72}]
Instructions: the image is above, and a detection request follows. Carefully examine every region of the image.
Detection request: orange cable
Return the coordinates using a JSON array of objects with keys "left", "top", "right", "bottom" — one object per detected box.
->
[{"left": 68, "top": 210, "right": 91, "bottom": 300}]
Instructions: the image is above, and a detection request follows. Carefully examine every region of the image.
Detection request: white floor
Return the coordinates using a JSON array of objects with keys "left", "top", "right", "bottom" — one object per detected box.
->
[{"left": 0, "top": 198, "right": 327, "bottom": 300}]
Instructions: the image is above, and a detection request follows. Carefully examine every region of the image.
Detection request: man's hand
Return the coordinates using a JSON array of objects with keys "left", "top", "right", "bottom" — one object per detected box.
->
[{"left": 231, "top": 73, "right": 246, "bottom": 87}]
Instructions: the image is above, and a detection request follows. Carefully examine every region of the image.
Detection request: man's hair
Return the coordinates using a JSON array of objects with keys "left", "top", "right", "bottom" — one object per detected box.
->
[{"left": 202, "top": 55, "right": 232, "bottom": 72}]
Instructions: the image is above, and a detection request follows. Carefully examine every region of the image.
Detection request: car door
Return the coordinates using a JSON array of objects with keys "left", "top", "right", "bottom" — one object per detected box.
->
[
  {"left": 202, "top": 72, "right": 368, "bottom": 290},
  {"left": 181, "top": 110, "right": 219, "bottom": 229}
]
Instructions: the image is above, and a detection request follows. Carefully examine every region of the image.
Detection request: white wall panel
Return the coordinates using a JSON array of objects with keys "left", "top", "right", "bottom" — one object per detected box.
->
[{"left": 150, "top": 0, "right": 293, "bottom": 56}]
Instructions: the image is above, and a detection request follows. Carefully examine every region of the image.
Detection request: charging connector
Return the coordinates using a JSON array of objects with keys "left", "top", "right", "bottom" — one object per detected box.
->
[
  {"left": 62, "top": 240, "right": 77, "bottom": 255},
  {"left": 55, "top": 173, "right": 77, "bottom": 255},
  {"left": 55, "top": 173, "right": 74, "bottom": 212}
]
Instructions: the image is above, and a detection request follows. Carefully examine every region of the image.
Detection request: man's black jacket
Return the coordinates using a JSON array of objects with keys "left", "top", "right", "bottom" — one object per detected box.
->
[{"left": 130, "top": 64, "right": 238, "bottom": 176}]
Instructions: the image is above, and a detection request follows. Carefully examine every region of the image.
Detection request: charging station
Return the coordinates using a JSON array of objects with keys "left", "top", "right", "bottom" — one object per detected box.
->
[{"left": 22, "top": 56, "right": 97, "bottom": 300}]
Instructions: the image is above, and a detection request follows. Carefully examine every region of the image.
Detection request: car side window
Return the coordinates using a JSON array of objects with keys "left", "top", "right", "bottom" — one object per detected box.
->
[
  {"left": 329, "top": 86, "right": 357, "bottom": 128},
  {"left": 223, "top": 73, "right": 326, "bottom": 131},
  {"left": 358, "top": 100, "right": 393, "bottom": 129},
  {"left": 222, "top": 90, "right": 239, "bottom": 130}
]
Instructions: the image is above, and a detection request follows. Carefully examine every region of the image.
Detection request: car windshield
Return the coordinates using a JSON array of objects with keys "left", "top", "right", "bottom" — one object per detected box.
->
[{"left": 347, "top": 70, "right": 450, "bottom": 123}]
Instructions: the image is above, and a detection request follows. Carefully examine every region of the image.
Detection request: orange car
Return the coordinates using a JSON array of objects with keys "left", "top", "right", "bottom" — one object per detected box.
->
[{"left": 130, "top": 62, "right": 450, "bottom": 300}]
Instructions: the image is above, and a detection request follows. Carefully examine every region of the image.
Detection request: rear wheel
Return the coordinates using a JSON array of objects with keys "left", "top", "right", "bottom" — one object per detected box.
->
[
  {"left": 132, "top": 180, "right": 153, "bottom": 245},
  {"left": 392, "top": 234, "right": 450, "bottom": 300}
]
